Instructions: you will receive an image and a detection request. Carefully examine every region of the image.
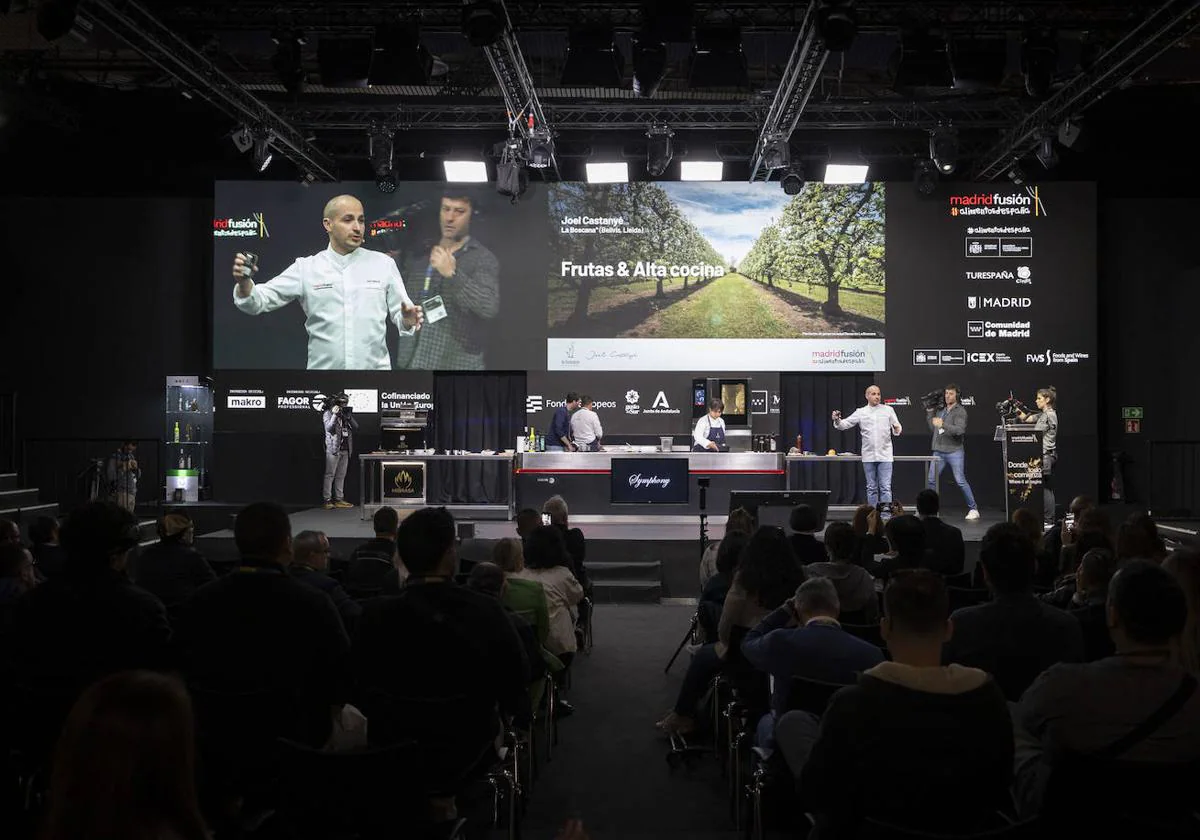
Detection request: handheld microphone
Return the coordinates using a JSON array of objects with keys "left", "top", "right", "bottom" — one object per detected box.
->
[{"left": 423, "top": 263, "right": 433, "bottom": 294}]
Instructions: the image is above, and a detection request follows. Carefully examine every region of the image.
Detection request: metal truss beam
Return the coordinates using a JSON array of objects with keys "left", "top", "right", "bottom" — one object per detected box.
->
[
  {"left": 750, "top": 1, "right": 826, "bottom": 181},
  {"left": 76, "top": 0, "right": 338, "bottom": 180},
  {"left": 156, "top": 3, "right": 1147, "bottom": 34},
  {"left": 972, "top": 0, "right": 1200, "bottom": 180}
]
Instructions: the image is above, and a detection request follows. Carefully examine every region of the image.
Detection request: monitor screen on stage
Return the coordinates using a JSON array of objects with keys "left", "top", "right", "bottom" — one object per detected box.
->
[
  {"left": 610, "top": 457, "right": 691, "bottom": 505},
  {"left": 212, "top": 181, "right": 885, "bottom": 373}
]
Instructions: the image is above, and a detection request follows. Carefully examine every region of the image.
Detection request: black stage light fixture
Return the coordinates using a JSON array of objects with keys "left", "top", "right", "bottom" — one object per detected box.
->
[
  {"left": 893, "top": 30, "right": 953, "bottom": 94},
  {"left": 527, "top": 131, "right": 554, "bottom": 169},
  {"left": 253, "top": 133, "right": 274, "bottom": 173},
  {"left": 929, "top": 126, "right": 958, "bottom": 175},
  {"left": 271, "top": 30, "right": 308, "bottom": 97},
  {"left": 462, "top": 0, "right": 506, "bottom": 48},
  {"left": 646, "top": 124, "right": 674, "bottom": 177},
  {"left": 781, "top": 166, "right": 805, "bottom": 196},
  {"left": 817, "top": 1, "right": 857, "bottom": 53},
  {"left": 369, "top": 22, "right": 433, "bottom": 85},
  {"left": 317, "top": 36, "right": 372, "bottom": 87},
  {"left": 761, "top": 134, "right": 790, "bottom": 171},
  {"left": 632, "top": 33, "right": 668, "bottom": 98},
  {"left": 1006, "top": 161, "right": 1027, "bottom": 187},
  {"left": 948, "top": 35, "right": 1006, "bottom": 90},
  {"left": 496, "top": 138, "right": 528, "bottom": 201},
  {"left": 913, "top": 158, "right": 938, "bottom": 196},
  {"left": 688, "top": 27, "right": 748, "bottom": 89},
  {"left": 1022, "top": 29, "right": 1058, "bottom": 99},
  {"left": 231, "top": 125, "right": 254, "bottom": 154},
  {"left": 369, "top": 127, "right": 397, "bottom": 192},
  {"left": 562, "top": 26, "right": 624, "bottom": 87},
  {"left": 1035, "top": 134, "right": 1058, "bottom": 170},
  {"left": 36, "top": 0, "right": 81, "bottom": 41}
]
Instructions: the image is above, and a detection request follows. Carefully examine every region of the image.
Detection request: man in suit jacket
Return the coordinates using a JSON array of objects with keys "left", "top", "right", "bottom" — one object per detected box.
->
[{"left": 916, "top": 490, "right": 966, "bottom": 576}]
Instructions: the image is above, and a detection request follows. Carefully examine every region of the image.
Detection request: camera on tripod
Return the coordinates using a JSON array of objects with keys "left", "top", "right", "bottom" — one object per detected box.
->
[
  {"left": 320, "top": 393, "right": 352, "bottom": 412},
  {"left": 995, "top": 394, "right": 1028, "bottom": 420},
  {"left": 920, "top": 389, "right": 946, "bottom": 411}
]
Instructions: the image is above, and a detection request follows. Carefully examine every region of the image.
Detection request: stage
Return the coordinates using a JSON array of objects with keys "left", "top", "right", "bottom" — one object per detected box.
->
[{"left": 194, "top": 504, "right": 1004, "bottom": 603}]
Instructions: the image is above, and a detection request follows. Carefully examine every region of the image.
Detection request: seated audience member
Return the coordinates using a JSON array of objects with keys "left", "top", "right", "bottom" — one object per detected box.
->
[
  {"left": 656, "top": 526, "right": 805, "bottom": 736},
  {"left": 1014, "top": 560, "right": 1200, "bottom": 816},
  {"left": 850, "top": 503, "right": 886, "bottom": 565},
  {"left": 915, "top": 490, "right": 965, "bottom": 576},
  {"left": 128, "top": 512, "right": 216, "bottom": 620},
  {"left": 12, "top": 502, "right": 170, "bottom": 751},
  {"left": 1057, "top": 507, "right": 1113, "bottom": 581},
  {"left": 493, "top": 537, "right": 551, "bottom": 647},
  {"left": 699, "top": 531, "right": 751, "bottom": 641},
  {"left": 1070, "top": 548, "right": 1118, "bottom": 662},
  {"left": 41, "top": 671, "right": 208, "bottom": 840},
  {"left": 1039, "top": 527, "right": 1115, "bottom": 610},
  {"left": 865, "top": 514, "right": 927, "bottom": 582},
  {"left": 1117, "top": 511, "right": 1168, "bottom": 564},
  {"left": 742, "top": 577, "right": 884, "bottom": 749},
  {"left": 289, "top": 529, "right": 361, "bottom": 632},
  {"left": 699, "top": 507, "right": 754, "bottom": 588},
  {"left": 788, "top": 505, "right": 827, "bottom": 566},
  {"left": 353, "top": 507, "right": 528, "bottom": 802},
  {"left": 1041, "top": 495, "right": 1096, "bottom": 561},
  {"left": 345, "top": 505, "right": 403, "bottom": 597},
  {"left": 1010, "top": 508, "right": 1055, "bottom": 588},
  {"left": 467, "top": 561, "right": 543, "bottom": 728},
  {"left": 0, "top": 541, "right": 37, "bottom": 631},
  {"left": 29, "top": 514, "right": 67, "bottom": 580},
  {"left": 173, "top": 502, "right": 351, "bottom": 748},
  {"left": 511, "top": 525, "right": 583, "bottom": 714},
  {"left": 944, "top": 522, "right": 1083, "bottom": 700},
  {"left": 1163, "top": 549, "right": 1200, "bottom": 673},
  {"left": 0, "top": 517, "right": 19, "bottom": 544},
  {"left": 543, "top": 494, "right": 590, "bottom": 588},
  {"left": 515, "top": 507, "right": 542, "bottom": 542},
  {"left": 806, "top": 521, "right": 879, "bottom": 622},
  {"left": 796, "top": 570, "right": 1013, "bottom": 838}
]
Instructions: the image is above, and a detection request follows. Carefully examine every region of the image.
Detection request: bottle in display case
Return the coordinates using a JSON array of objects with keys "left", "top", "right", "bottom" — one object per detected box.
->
[{"left": 165, "top": 376, "right": 213, "bottom": 503}]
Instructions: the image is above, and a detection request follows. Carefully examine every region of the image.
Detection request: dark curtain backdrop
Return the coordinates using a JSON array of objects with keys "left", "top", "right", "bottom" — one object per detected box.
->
[
  {"left": 780, "top": 373, "right": 873, "bottom": 506},
  {"left": 430, "top": 372, "right": 525, "bottom": 504}
]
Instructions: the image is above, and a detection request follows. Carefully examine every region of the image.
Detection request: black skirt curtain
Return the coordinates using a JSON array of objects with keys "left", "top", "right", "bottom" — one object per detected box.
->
[
  {"left": 779, "top": 373, "right": 874, "bottom": 506},
  {"left": 429, "top": 372, "right": 526, "bottom": 504}
]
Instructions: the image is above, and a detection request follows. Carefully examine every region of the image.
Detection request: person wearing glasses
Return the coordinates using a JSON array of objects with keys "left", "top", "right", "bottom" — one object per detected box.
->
[{"left": 289, "top": 529, "right": 361, "bottom": 633}]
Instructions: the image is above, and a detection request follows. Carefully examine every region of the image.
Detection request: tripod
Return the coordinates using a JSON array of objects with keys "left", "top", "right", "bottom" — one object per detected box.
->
[{"left": 665, "top": 477, "right": 711, "bottom": 674}]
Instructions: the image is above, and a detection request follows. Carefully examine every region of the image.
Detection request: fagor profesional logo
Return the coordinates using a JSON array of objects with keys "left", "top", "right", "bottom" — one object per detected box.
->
[
  {"left": 949, "top": 187, "right": 1045, "bottom": 217},
  {"left": 628, "top": 473, "right": 672, "bottom": 490},
  {"left": 276, "top": 394, "right": 316, "bottom": 410},
  {"left": 213, "top": 212, "right": 269, "bottom": 238}
]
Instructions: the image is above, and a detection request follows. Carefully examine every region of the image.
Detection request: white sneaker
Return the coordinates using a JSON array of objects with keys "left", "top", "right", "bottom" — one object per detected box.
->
[{"left": 965, "top": 509, "right": 981, "bottom": 521}]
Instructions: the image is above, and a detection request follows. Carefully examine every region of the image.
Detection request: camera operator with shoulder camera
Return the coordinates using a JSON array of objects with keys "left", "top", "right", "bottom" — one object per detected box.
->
[
  {"left": 924, "top": 384, "right": 979, "bottom": 521},
  {"left": 322, "top": 393, "right": 358, "bottom": 509},
  {"left": 1017, "top": 386, "right": 1059, "bottom": 524}
]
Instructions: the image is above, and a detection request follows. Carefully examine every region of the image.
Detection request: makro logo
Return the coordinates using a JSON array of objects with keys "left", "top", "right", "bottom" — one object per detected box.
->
[
  {"left": 213, "top": 212, "right": 268, "bottom": 238},
  {"left": 949, "top": 187, "right": 1045, "bottom": 217},
  {"left": 227, "top": 395, "right": 265, "bottom": 409},
  {"left": 968, "top": 296, "right": 1032, "bottom": 309},
  {"left": 526, "top": 395, "right": 543, "bottom": 413},
  {"left": 628, "top": 473, "right": 672, "bottom": 490}
]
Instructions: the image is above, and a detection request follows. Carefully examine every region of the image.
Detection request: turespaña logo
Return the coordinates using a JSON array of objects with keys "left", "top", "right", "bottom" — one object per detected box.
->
[
  {"left": 625, "top": 389, "right": 640, "bottom": 415},
  {"left": 213, "top": 212, "right": 268, "bottom": 238},
  {"left": 227, "top": 395, "right": 265, "bottom": 409},
  {"left": 526, "top": 395, "right": 543, "bottom": 413},
  {"left": 1016, "top": 265, "right": 1032, "bottom": 284}
]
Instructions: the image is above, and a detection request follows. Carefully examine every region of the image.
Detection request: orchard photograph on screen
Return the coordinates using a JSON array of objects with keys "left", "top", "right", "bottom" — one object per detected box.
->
[{"left": 547, "top": 182, "right": 886, "bottom": 339}]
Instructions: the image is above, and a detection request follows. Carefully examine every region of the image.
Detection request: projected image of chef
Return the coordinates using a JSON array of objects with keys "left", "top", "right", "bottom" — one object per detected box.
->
[
  {"left": 230, "top": 195, "right": 424, "bottom": 370},
  {"left": 693, "top": 398, "right": 728, "bottom": 452},
  {"left": 397, "top": 193, "right": 500, "bottom": 370}
]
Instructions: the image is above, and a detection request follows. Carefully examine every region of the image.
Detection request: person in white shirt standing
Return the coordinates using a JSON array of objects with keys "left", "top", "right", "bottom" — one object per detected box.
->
[
  {"left": 569, "top": 395, "right": 604, "bottom": 452},
  {"left": 833, "top": 384, "right": 903, "bottom": 508},
  {"left": 692, "top": 398, "right": 728, "bottom": 452},
  {"left": 231, "top": 194, "right": 424, "bottom": 370}
]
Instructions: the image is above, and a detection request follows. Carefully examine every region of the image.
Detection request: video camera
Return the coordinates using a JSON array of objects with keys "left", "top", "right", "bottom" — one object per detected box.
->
[
  {"left": 919, "top": 389, "right": 946, "bottom": 411},
  {"left": 321, "top": 393, "right": 351, "bottom": 412},
  {"left": 995, "top": 394, "right": 1028, "bottom": 420}
]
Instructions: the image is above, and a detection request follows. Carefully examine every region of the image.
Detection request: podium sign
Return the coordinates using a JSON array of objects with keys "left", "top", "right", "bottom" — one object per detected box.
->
[
  {"left": 380, "top": 461, "right": 426, "bottom": 506},
  {"left": 1004, "top": 429, "right": 1043, "bottom": 517}
]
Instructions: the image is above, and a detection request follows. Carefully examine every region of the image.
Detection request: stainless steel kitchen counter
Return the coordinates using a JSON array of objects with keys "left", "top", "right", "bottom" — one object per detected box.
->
[{"left": 518, "top": 451, "right": 783, "bottom": 472}]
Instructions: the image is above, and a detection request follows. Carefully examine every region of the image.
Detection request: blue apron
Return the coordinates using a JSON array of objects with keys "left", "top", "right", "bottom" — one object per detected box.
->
[{"left": 692, "top": 418, "right": 727, "bottom": 452}]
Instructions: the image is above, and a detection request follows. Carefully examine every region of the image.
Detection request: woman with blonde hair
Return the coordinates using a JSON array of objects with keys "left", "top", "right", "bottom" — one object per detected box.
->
[{"left": 493, "top": 537, "right": 550, "bottom": 648}]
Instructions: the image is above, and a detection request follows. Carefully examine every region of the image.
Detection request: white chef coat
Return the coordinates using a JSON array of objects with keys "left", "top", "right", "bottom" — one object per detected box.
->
[
  {"left": 570, "top": 407, "right": 604, "bottom": 447},
  {"left": 693, "top": 414, "right": 726, "bottom": 449},
  {"left": 233, "top": 245, "right": 416, "bottom": 370},
  {"left": 833, "top": 403, "right": 902, "bottom": 462}
]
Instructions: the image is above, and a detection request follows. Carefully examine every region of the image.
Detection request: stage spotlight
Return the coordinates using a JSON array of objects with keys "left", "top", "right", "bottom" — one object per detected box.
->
[
  {"left": 1022, "top": 29, "right": 1058, "bottom": 99},
  {"left": 1006, "top": 161, "right": 1027, "bottom": 186},
  {"left": 818, "top": 1, "right": 857, "bottom": 53},
  {"left": 527, "top": 131, "right": 554, "bottom": 169},
  {"left": 231, "top": 125, "right": 254, "bottom": 154},
  {"left": 1058, "top": 116, "right": 1085, "bottom": 149},
  {"left": 762, "top": 134, "right": 790, "bottom": 171},
  {"left": 780, "top": 166, "right": 805, "bottom": 196},
  {"left": 253, "top": 134, "right": 274, "bottom": 173},
  {"left": 462, "top": 0, "right": 506, "bottom": 47},
  {"left": 376, "top": 171, "right": 398, "bottom": 194},
  {"left": 496, "top": 138, "right": 528, "bottom": 201},
  {"left": 913, "top": 158, "right": 938, "bottom": 196},
  {"left": 632, "top": 33, "right": 668, "bottom": 98},
  {"left": 646, "top": 124, "right": 674, "bottom": 177},
  {"left": 369, "top": 128, "right": 394, "bottom": 178},
  {"left": 271, "top": 30, "right": 307, "bottom": 97},
  {"left": 36, "top": 0, "right": 81, "bottom": 41},
  {"left": 1035, "top": 134, "right": 1058, "bottom": 170},
  {"left": 929, "top": 127, "right": 958, "bottom": 175}
]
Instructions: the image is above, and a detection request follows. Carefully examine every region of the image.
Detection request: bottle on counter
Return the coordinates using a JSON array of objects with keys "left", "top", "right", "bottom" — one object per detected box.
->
[
  {"left": 173, "top": 421, "right": 180, "bottom": 443},
  {"left": 178, "top": 451, "right": 185, "bottom": 469},
  {"left": 186, "top": 453, "right": 192, "bottom": 470}
]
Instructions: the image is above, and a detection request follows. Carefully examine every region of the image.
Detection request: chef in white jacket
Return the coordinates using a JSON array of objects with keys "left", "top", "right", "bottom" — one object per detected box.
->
[
  {"left": 832, "top": 384, "right": 902, "bottom": 507},
  {"left": 231, "top": 194, "right": 424, "bottom": 370}
]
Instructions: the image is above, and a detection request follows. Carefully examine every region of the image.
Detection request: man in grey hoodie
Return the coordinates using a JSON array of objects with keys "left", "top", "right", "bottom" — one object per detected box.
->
[{"left": 926, "top": 384, "right": 979, "bottom": 520}]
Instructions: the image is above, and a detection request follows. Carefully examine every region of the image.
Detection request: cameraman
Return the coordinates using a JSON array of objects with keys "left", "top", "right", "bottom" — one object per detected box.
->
[
  {"left": 925, "top": 384, "right": 979, "bottom": 521},
  {"left": 322, "top": 394, "right": 358, "bottom": 509},
  {"left": 1018, "top": 387, "right": 1059, "bottom": 524}
]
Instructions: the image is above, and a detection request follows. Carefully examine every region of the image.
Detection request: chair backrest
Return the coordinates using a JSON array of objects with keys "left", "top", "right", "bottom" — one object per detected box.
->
[
  {"left": 786, "top": 675, "right": 848, "bottom": 717},
  {"left": 842, "top": 622, "right": 884, "bottom": 648}
]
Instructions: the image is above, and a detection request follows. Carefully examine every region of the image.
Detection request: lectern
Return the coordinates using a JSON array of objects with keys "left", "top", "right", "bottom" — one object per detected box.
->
[{"left": 996, "top": 425, "right": 1043, "bottom": 520}]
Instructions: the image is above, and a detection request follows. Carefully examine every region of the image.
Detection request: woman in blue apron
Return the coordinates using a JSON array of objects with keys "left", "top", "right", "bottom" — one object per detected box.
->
[{"left": 692, "top": 399, "right": 728, "bottom": 452}]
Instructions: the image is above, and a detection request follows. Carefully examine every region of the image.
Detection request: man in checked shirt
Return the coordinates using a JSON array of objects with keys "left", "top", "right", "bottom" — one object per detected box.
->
[{"left": 397, "top": 193, "right": 500, "bottom": 370}]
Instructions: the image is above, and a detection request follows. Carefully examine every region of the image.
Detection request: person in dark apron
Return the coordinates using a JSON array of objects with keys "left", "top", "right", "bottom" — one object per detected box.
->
[{"left": 692, "top": 399, "right": 728, "bottom": 452}]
